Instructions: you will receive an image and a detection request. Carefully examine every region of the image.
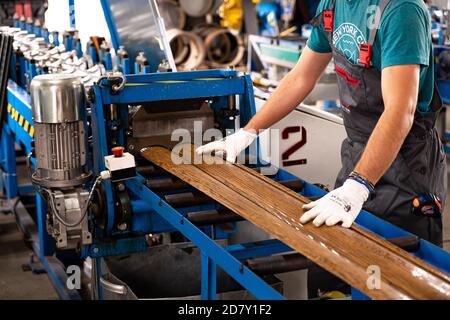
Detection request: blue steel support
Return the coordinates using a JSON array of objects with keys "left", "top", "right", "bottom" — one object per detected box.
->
[
  {"left": 91, "top": 85, "right": 116, "bottom": 234},
  {"left": 126, "top": 177, "right": 284, "bottom": 300},
  {"left": 100, "top": 79, "right": 245, "bottom": 105},
  {"left": 20, "top": 19, "right": 26, "bottom": 31},
  {"left": 226, "top": 239, "right": 292, "bottom": 260},
  {"left": 201, "top": 253, "right": 217, "bottom": 300},
  {"left": 105, "top": 51, "right": 113, "bottom": 71},
  {"left": 4, "top": 69, "right": 450, "bottom": 300},
  {"left": 1, "top": 126, "right": 17, "bottom": 198},
  {"left": 26, "top": 22, "right": 34, "bottom": 34},
  {"left": 69, "top": 0, "right": 76, "bottom": 29},
  {"left": 76, "top": 40, "right": 83, "bottom": 58},
  {"left": 36, "top": 26, "right": 43, "bottom": 38},
  {"left": 36, "top": 194, "right": 54, "bottom": 257},
  {"left": 100, "top": 0, "right": 121, "bottom": 51},
  {"left": 89, "top": 45, "right": 98, "bottom": 64}
]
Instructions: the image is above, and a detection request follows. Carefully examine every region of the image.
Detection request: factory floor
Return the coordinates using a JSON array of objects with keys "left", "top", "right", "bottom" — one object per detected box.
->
[
  {"left": 0, "top": 165, "right": 449, "bottom": 299},
  {"left": 0, "top": 213, "right": 58, "bottom": 299}
]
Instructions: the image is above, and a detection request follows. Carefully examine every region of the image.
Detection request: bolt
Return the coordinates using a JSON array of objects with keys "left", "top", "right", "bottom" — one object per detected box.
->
[
  {"left": 128, "top": 145, "right": 135, "bottom": 151},
  {"left": 117, "top": 183, "right": 125, "bottom": 192},
  {"left": 117, "top": 222, "right": 127, "bottom": 231},
  {"left": 92, "top": 247, "right": 99, "bottom": 254}
]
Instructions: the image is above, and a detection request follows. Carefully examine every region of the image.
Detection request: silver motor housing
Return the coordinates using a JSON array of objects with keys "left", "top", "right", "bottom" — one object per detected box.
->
[
  {"left": 30, "top": 74, "right": 92, "bottom": 249},
  {"left": 31, "top": 73, "right": 91, "bottom": 188}
]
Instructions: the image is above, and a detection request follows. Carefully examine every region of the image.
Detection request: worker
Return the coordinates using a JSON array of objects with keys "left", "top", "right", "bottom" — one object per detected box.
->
[{"left": 196, "top": 0, "right": 446, "bottom": 246}]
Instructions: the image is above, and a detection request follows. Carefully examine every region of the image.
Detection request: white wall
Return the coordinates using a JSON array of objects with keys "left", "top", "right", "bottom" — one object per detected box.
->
[{"left": 45, "top": 0, "right": 111, "bottom": 51}]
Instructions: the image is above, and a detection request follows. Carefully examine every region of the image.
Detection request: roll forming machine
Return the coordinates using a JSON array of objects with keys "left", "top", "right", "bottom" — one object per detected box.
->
[{"left": 1, "top": 0, "right": 450, "bottom": 300}]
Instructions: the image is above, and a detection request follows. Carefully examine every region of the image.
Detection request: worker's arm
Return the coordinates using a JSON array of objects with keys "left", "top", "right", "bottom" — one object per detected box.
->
[
  {"left": 244, "top": 47, "right": 332, "bottom": 131},
  {"left": 196, "top": 47, "right": 332, "bottom": 162},
  {"left": 354, "top": 65, "right": 419, "bottom": 183},
  {"left": 301, "top": 65, "right": 420, "bottom": 228}
]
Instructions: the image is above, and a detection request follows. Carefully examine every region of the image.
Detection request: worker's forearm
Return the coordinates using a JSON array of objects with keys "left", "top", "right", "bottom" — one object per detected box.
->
[
  {"left": 244, "top": 47, "right": 332, "bottom": 133},
  {"left": 354, "top": 107, "right": 414, "bottom": 184},
  {"left": 244, "top": 71, "right": 316, "bottom": 132}
]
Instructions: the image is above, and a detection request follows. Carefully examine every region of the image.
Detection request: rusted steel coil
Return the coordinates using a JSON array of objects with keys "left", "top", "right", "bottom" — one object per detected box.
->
[
  {"left": 166, "top": 29, "right": 205, "bottom": 71},
  {"left": 194, "top": 26, "right": 245, "bottom": 68}
]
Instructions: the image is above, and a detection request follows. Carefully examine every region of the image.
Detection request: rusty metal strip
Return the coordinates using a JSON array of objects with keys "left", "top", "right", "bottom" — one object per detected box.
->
[{"left": 141, "top": 145, "right": 450, "bottom": 300}]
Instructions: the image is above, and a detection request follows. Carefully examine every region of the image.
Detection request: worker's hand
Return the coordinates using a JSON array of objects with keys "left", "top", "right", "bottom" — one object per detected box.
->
[
  {"left": 195, "top": 129, "right": 257, "bottom": 163},
  {"left": 300, "top": 179, "right": 369, "bottom": 228}
]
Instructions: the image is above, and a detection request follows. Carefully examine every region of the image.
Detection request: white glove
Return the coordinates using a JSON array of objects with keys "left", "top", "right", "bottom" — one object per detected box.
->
[
  {"left": 300, "top": 179, "right": 369, "bottom": 228},
  {"left": 195, "top": 129, "right": 257, "bottom": 163}
]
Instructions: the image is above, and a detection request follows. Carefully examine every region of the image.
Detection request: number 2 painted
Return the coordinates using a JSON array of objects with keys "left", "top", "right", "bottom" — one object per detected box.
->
[{"left": 282, "top": 126, "right": 307, "bottom": 167}]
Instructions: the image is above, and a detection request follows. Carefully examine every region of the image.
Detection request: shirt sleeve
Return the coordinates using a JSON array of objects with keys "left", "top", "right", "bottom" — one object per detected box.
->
[
  {"left": 306, "top": 0, "right": 332, "bottom": 53},
  {"left": 379, "top": 2, "right": 431, "bottom": 69}
]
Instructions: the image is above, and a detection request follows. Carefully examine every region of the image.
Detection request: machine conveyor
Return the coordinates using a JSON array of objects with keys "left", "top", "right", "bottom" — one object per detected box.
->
[{"left": 140, "top": 144, "right": 450, "bottom": 300}]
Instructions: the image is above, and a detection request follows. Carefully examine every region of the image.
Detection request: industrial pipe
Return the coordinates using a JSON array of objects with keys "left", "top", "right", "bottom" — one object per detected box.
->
[
  {"left": 194, "top": 25, "right": 244, "bottom": 68},
  {"left": 147, "top": 177, "right": 190, "bottom": 192},
  {"left": 187, "top": 208, "right": 245, "bottom": 226},
  {"left": 164, "top": 191, "right": 215, "bottom": 208},
  {"left": 246, "top": 253, "right": 313, "bottom": 276}
]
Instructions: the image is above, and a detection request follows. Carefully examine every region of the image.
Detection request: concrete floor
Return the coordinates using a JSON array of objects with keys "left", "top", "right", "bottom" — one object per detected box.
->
[{"left": 0, "top": 213, "right": 58, "bottom": 299}]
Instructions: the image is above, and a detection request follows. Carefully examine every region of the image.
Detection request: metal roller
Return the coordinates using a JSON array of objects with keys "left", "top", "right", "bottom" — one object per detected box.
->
[
  {"left": 146, "top": 177, "right": 189, "bottom": 192},
  {"left": 246, "top": 253, "right": 312, "bottom": 275},
  {"left": 166, "top": 29, "right": 205, "bottom": 71},
  {"left": 187, "top": 208, "right": 245, "bottom": 226},
  {"left": 194, "top": 25, "right": 244, "bottom": 68},
  {"left": 164, "top": 191, "right": 215, "bottom": 208}
]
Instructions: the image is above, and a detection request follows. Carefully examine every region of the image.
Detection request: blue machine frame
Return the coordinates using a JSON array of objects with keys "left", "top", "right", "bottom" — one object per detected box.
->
[
  {"left": 3, "top": 69, "right": 450, "bottom": 300},
  {"left": 2, "top": 0, "right": 450, "bottom": 301}
]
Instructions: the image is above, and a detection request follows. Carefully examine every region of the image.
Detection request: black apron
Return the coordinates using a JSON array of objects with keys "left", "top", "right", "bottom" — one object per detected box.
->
[{"left": 311, "top": 0, "right": 446, "bottom": 246}]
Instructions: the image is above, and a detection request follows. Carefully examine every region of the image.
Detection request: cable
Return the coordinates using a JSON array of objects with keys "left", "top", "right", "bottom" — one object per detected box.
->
[
  {"left": 27, "top": 152, "right": 104, "bottom": 228},
  {"left": 45, "top": 175, "right": 103, "bottom": 228},
  {"left": 26, "top": 152, "right": 47, "bottom": 199}
]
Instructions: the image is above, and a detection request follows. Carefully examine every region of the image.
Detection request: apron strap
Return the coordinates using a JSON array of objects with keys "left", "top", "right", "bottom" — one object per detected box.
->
[
  {"left": 358, "top": 0, "right": 392, "bottom": 68},
  {"left": 310, "top": 0, "right": 336, "bottom": 30}
]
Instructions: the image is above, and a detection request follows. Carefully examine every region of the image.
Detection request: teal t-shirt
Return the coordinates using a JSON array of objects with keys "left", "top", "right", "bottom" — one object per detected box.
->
[{"left": 307, "top": 0, "right": 434, "bottom": 112}]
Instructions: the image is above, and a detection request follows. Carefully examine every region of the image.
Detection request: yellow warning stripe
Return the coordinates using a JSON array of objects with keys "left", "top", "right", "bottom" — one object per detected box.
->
[{"left": 6, "top": 103, "right": 34, "bottom": 138}]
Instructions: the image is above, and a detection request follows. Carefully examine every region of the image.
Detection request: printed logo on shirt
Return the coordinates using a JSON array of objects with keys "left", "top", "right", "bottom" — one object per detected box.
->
[{"left": 332, "top": 23, "right": 367, "bottom": 63}]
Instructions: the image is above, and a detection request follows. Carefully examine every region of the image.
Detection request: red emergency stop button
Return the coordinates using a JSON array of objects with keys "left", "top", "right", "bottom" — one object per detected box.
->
[{"left": 112, "top": 146, "right": 125, "bottom": 157}]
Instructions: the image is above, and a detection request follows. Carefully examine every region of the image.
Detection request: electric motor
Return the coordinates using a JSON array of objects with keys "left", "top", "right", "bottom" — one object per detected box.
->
[{"left": 30, "top": 73, "right": 91, "bottom": 189}]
